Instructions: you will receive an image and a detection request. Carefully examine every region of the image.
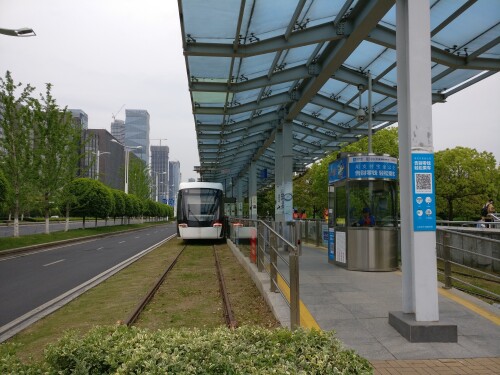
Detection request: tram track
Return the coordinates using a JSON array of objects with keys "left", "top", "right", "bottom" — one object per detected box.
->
[{"left": 125, "top": 243, "right": 238, "bottom": 329}]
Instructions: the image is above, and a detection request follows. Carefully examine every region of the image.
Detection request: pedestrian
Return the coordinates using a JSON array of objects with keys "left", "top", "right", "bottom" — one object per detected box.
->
[
  {"left": 293, "top": 209, "right": 299, "bottom": 220},
  {"left": 357, "top": 207, "right": 375, "bottom": 227},
  {"left": 482, "top": 199, "right": 495, "bottom": 228},
  {"left": 300, "top": 209, "right": 307, "bottom": 220}
]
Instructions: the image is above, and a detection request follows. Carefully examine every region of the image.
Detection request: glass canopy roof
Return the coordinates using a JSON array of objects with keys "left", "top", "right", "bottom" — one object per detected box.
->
[{"left": 178, "top": 0, "right": 500, "bottom": 188}]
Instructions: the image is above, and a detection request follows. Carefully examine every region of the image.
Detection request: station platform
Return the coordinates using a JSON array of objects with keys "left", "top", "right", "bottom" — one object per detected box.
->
[{"left": 228, "top": 241, "right": 500, "bottom": 374}]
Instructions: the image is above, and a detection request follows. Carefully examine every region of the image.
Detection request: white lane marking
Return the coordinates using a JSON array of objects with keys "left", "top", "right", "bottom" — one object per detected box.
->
[
  {"left": 96, "top": 247, "right": 104, "bottom": 251},
  {"left": 135, "top": 236, "right": 140, "bottom": 239},
  {"left": 43, "top": 259, "right": 65, "bottom": 267},
  {"left": 118, "top": 241, "right": 126, "bottom": 244}
]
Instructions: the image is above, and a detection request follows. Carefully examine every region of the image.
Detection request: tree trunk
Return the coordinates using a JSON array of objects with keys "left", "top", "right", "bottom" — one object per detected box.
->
[
  {"left": 447, "top": 199, "right": 454, "bottom": 221},
  {"left": 13, "top": 200, "right": 20, "bottom": 237},
  {"left": 83, "top": 216, "right": 86, "bottom": 229},
  {"left": 44, "top": 193, "right": 50, "bottom": 234},
  {"left": 65, "top": 203, "right": 70, "bottom": 232}
]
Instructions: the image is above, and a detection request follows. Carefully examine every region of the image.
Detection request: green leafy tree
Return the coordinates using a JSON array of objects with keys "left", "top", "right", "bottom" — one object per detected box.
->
[
  {"left": 32, "top": 83, "right": 84, "bottom": 234},
  {"left": 128, "top": 157, "right": 151, "bottom": 201},
  {"left": 0, "top": 169, "right": 9, "bottom": 210},
  {"left": 110, "top": 189, "right": 126, "bottom": 224},
  {"left": 292, "top": 128, "right": 400, "bottom": 218},
  {"left": 257, "top": 188, "right": 275, "bottom": 219},
  {"left": 434, "top": 147, "right": 498, "bottom": 220},
  {"left": 66, "top": 178, "right": 113, "bottom": 228},
  {"left": 0, "top": 71, "right": 37, "bottom": 237}
]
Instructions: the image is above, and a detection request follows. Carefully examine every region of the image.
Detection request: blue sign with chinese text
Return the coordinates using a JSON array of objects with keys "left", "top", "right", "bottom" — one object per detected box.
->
[
  {"left": 348, "top": 155, "right": 398, "bottom": 180},
  {"left": 411, "top": 153, "right": 436, "bottom": 231}
]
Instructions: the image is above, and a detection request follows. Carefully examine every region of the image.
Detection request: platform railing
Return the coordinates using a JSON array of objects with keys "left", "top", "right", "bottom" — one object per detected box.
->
[
  {"left": 437, "top": 228, "right": 500, "bottom": 303},
  {"left": 227, "top": 217, "right": 301, "bottom": 329}
]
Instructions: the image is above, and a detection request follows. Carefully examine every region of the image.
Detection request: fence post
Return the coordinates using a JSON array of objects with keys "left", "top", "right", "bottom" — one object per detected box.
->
[
  {"left": 290, "top": 221, "right": 301, "bottom": 330},
  {"left": 270, "top": 222, "right": 278, "bottom": 293},
  {"left": 258, "top": 222, "right": 264, "bottom": 272},
  {"left": 443, "top": 232, "right": 452, "bottom": 289},
  {"left": 315, "top": 219, "right": 321, "bottom": 247}
]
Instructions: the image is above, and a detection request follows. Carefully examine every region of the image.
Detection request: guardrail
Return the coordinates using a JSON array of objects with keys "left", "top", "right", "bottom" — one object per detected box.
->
[
  {"left": 227, "top": 218, "right": 302, "bottom": 329},
  {"left": 437, "top": 228, "right": 500, "bottom": 303}
]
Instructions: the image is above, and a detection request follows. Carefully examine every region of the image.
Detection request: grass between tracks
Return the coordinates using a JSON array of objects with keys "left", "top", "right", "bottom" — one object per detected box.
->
[{"left": 1, "top": 238, "right": 279, "bottom": 362}]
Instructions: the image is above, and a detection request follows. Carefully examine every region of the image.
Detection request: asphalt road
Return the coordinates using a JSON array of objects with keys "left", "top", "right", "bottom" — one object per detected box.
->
[
  {"left": 0, "top": 218, "right": 144, "bottom": 238},
  {"left": 0, "top": 223, "right": 177, "bottom": 327}
]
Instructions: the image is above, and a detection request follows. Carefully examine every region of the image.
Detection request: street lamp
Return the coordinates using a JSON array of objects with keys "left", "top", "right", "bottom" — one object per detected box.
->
[
  {"left": 92, "top": 150, "right": 110, "bottom": 181},
  {"left": 0, "top": 27, "right": 36, "bottom": 37},
  {"left": 152, "top": 171, "right": 167, "bottom": 202},
  {"left": 111, "top": 139, "right": 142, "bottom": 194}
]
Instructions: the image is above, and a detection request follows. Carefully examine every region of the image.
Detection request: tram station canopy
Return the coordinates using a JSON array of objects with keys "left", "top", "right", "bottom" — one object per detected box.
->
[{"left": 178, "top": 0, "right": 500, "bottom": 187}]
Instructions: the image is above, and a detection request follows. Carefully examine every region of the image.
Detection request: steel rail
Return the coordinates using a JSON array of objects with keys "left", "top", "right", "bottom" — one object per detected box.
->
[
  {"left": 213, "top": 245, "right": 237, "bottom": 329},
  {"left": 124, "top": 244, "right": 187, "bottom": 326}
]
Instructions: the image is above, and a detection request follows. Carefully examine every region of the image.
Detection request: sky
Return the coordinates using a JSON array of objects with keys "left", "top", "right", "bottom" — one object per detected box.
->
[{"left": 1, "top": 0, "right": 499, "bottom": 184}]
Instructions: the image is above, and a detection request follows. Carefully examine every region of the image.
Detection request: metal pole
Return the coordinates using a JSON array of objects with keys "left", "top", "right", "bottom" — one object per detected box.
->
[
  {"left": 156, "top": 173, "right": 159, "bottom": 202},
  {"left": 443, "top": 233, "right": 452, "bottom": 289},
  {"left": 290, "top": 252, "right": 300, "bottom": 330},
  {"left": 368, "top": 72, "right": 373, "bottom": 153},
  {"left": 124, "top": 149, "right": 129, "bottom": 194},
  {"left": 95, "top": 150, "right": 100, "bottom": 180}
]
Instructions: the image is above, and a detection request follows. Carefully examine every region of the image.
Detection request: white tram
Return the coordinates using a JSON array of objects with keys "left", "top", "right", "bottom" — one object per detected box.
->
[{"left": 176, "top": 181, "right": 226, "bottom": 240}]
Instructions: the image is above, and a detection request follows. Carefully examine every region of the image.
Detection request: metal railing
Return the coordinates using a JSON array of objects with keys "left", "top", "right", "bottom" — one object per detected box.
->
[
  {"left": 437, "top": 228, "right": 500, "bottom": 303},
  {"left": 227, "top": 217, "right": 302, "bottom": 329}
]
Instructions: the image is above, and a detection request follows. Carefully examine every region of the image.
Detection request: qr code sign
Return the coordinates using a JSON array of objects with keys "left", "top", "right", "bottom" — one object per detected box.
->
[{"left": 415, "top": 173, "right": 432, "bottom": 194}]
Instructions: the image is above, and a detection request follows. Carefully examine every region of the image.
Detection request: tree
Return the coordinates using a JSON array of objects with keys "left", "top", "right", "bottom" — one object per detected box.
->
[
  {"left": 32, "top": 83, "right": 84, "bottom": 234},
  {"left": 0, "top": 71, "right": 37, "bottom": 237},
  {"left": 434, "top": 147, "right": 498, "bottom": 220},
  {"left": 110, "top": 189, "right": 126, "bottom": 224},
  {"left": 66, "top": 178, "right": 113, "bottom": 228},
  {"left": 0, "top": 169, "right": 9, "bottom": 209},
  {"left": 292, "top": 128, "right": 400, "bottom": 218},
  {"left": 128, "top": 157, "right": 151, "bottom": 201}
]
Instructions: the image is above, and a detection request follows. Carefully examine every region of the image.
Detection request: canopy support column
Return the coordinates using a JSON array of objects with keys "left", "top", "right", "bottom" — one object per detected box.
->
[
  {"left": 236, "top": 178, "right": 244, "bottom": 218},
  {"left": 249, "top": 163, "right": 257, "bottom": 219},
  {"left": 391, "top": 0, "right": 456, "bottom": 343}
]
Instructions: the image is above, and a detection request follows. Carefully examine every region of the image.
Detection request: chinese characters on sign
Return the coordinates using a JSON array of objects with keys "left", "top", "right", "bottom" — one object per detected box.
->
[
  {"left": 348, "top": 155, "right": 398, "bottom": 179},
  {"left": 411, "top": 153, "right": 436, "bottom": 231}
]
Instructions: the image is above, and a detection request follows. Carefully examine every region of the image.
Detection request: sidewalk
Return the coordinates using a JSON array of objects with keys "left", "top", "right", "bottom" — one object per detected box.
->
[{"left": 228, "top": 241, "right": 500, "bottom": 374}]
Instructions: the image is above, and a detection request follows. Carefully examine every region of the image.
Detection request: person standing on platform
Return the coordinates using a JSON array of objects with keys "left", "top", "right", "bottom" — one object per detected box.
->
[
  {"left": 300, "top": 210, "right": 307, "bottom": 220},
  {"left": 482, "top": 199, "right": 495, "bottom": 228}
]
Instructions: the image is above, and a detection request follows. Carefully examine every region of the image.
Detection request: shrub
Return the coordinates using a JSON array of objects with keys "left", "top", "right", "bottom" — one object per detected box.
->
[{"left": 2, "top": 326, "right": 372, "bottom": 374}]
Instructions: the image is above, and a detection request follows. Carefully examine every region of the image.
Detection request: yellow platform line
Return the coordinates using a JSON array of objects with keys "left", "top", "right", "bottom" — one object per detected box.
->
[
  {"left": 275, "top": 272, "right": 320, "bottom": 329},
  {"left": 394, "top": 271, "right": 500, "bottom": 326},
  {"left": 438, "top": 287, "right": 500, "bottom": 326}
]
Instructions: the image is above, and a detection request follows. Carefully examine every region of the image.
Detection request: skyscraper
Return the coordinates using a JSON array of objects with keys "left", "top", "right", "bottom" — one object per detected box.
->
[
  {"left": 169, "top": 160, "right": 181, "bottom": 205},
  {"left": 69, "top": 109, "right": 88, "bottom": 130},
  {"left": 125, "top": 109, "right": 149, "bottom": 164},
  {"left": 151, "top": 145, "right": 169, "bottom": 202},
  {"left": 110, "top": 119, "right": 125, "bottom": 144}
]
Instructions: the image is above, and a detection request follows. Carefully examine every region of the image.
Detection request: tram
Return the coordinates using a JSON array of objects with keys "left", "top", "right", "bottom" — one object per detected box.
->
[{"left": 176, "top": 181, "right": 226, "bottom": 240}]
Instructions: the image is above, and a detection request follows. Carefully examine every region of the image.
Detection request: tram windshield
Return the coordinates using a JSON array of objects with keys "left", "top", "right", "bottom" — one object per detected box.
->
[{"left": 179, "top": 188, "right": 222, "bottom": 223}]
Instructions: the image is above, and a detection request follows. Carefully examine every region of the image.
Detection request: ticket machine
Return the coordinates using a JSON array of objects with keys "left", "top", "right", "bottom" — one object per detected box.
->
[{"left": 328, "top": 153, "right": 399, "bottom": 271}]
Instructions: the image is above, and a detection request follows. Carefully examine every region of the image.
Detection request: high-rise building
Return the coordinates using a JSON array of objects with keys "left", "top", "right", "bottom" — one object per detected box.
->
[
  {"left": 169, "top": 160, "right": 181, "bottom": 205},
  {"left": 151, "top": 145, "right": 169, "bottom": 202},
  {"left": 69, "top": 109, "right": 88, "bottom": 130},
  {"left": 110, "top": 119, "right": 125, "bottom": 145},
  {"left": 124, "top": 109, "right": 149, "bottom": 164}
]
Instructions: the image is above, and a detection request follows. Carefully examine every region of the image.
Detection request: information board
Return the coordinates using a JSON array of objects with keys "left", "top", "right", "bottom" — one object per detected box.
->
[
  {"left": 348, "top": 155, "right": 398, "bottom": 179},
  {"left": 411, "top": 153, "right": 436, "bottom": 231}
]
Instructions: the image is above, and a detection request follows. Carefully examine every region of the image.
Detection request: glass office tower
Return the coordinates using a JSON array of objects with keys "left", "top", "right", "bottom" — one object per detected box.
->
[{"left": 125, "top": 109, "right": 150, "bottom": 164}]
